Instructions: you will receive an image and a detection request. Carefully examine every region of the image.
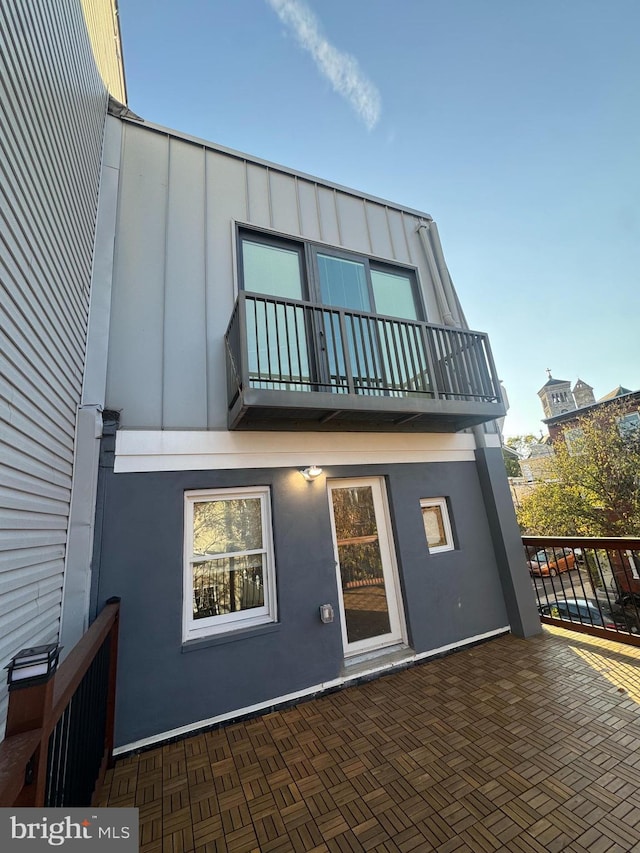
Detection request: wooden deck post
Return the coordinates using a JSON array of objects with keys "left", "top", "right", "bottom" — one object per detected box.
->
[
  {"left": 5, "top": 673, "right": 56, "bottom": 807},
  {"left": 0, "top": 600, "right": 121, "bottom": 807}
]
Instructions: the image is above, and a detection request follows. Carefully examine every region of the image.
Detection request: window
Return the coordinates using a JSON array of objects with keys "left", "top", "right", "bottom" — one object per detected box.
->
[
  {"left": 618, "top": 412, "right": 640, "bottom": 437},
  {"left": 317, "top": 252, "right": 370, "bottom": 311},
  {"left": 184, "top": 487, "right": 277, "bottom": 640},
  {"left": 370, "top": 268, "right": 419, "bottom": 320},
  {"left": 239, "top": 233, "right": 311, "bottom": 391},
  {"left": 237, "top": 228, "right": 429, "bottom": 398},
  {"left": 241, "top": 237, "right": 305, "bottom": 300},
  {"left": 239, "top": 228, "right": 423, "bottom": 321},
  {"left": 564, "top": 427, "right": 585, "bottom": 456},
  {"left": 420, "top": 498, "right": 454, "bottom": 553}
]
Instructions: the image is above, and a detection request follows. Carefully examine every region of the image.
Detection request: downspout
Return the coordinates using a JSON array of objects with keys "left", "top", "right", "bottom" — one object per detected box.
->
[
  {"left": 416, "top": 220, "right": 459, "bottom": 327},
  {"left": 426, "top": 219, "right": 463, "bottom": 327},
  {"left": 59, "top": 116, "right": 122, "bottom": 653}
]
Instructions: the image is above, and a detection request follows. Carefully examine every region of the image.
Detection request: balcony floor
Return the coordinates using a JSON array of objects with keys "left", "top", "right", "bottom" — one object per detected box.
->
[
  {"left": 98, "top": 626, "right": 640, "bottom": 852},
  {"left": 229, "top": 388, "right": 505, "bottom": 433}
]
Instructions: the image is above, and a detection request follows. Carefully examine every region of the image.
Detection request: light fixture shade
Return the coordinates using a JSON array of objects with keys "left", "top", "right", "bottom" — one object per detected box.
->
[
  {"left": 6, "top": 643, "right": 61, "bottom": 688},
  {"left": 319, "top": 604, "right": 334, "bottom": 623},
  {"left": 301, "top": 465, "right": 323, "bottom": 482}
]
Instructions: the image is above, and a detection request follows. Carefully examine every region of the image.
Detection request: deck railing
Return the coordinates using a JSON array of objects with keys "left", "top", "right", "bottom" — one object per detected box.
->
[
  {"left": 0, "top": 598, "right": 120, "bottom": 807},
  {"left": 523, "top": 536, "right": 640, "bottom": 645},
  {"left": 226, "top": 292, "right": 501, "bottom": 406}
]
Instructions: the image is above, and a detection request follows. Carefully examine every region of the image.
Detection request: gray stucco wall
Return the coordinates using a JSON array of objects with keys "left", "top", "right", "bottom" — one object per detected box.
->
[
  {"left": 474, "top": 446, "right": 541, "bottom": 638},
  {"left": 92, "top": 444, "right": 510, "bottom": 748}
]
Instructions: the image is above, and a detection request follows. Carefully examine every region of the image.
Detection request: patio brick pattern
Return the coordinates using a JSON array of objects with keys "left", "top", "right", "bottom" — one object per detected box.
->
[{"left": 97, "top": 626, "right": 640, "bottom": 852}]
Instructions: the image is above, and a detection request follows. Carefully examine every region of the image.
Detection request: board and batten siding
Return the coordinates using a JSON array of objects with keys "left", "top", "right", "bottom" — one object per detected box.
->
[
  {"left": 0, "top": 0, "right": 109, "bottom": 735},
  {"left": 106, "top": 120, "right": 460, "bottom": 430}
]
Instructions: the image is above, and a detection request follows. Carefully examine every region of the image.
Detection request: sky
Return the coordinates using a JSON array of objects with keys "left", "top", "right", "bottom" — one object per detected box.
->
[{"left": 118, "top": 0, "right": 640, "bottom": 437}]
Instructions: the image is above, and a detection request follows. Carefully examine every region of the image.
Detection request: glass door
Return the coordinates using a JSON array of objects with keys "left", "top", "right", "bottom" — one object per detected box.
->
[
  {"left": 315, "top": 252, "right": 383, "bottom": 394},
  {"left": 314, "top": 251, "right": 426, "bottom": 396},
  {"left": 327, "top": 478, "right": 404, "bottom": 656}
]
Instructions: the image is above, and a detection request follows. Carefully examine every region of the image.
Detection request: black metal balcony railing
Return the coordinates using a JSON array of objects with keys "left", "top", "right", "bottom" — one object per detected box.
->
[
  {"left": 225, "top": 293, "right": 505, "bottom": 431},
  {"left": 523, "top": 536, "right": 640, "bottom": 646}
]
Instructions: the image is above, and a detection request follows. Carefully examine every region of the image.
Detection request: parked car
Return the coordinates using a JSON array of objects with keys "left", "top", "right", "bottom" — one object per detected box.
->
[
  {"left": 527, "top": 547, "right": 576, "bottom": 577},
  {"left": 538, "top": 598, "right": 618, "bottom": 630},
  {"left": 610, "top": 591, "right": 640, "bottom": 633}
]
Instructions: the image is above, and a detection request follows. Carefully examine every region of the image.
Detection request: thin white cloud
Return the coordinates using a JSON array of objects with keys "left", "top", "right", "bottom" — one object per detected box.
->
[{"left": 266, "top": 0, "right": 381, "bottom": 130}]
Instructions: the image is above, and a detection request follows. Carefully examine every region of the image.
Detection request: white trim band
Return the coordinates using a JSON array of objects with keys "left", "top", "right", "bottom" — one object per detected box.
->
[{"left": 114, "top": 430, "right": 487, "bottom": 473}]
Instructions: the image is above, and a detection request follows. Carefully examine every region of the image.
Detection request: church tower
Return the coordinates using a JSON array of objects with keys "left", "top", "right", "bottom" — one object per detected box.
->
[
  {"left": 538, "top": 370, "right": 576, "bottom": 419},
  {"left": 572, "top": 379, "right": 596, "bottom": 409}
]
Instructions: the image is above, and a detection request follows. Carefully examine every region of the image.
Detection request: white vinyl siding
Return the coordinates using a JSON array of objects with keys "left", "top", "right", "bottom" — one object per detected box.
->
[{"left": 0, "top": 0, "right": 109, "bottom": 735}]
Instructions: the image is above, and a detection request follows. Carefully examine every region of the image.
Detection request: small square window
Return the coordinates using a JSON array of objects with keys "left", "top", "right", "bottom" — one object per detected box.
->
[
  {"left": 183, "top": 487, "right": 277, "bottom": 641},
  {"left": 420, "top": 497, "right": 454, "bottom": 554}
]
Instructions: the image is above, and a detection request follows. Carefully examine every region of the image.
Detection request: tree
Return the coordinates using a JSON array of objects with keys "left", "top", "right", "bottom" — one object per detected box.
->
[
  {"left": 501, "top": 434, "right": 539, "bottom": 478},
  {"left": 517, "top": 481, "right": 595, "bottom": 535},
  {"left": 517, "top": 401, "right": 640, "bottom": 535}
]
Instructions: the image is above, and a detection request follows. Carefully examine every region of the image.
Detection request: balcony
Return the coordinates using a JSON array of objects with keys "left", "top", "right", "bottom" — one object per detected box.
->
[{"left": 225, "top": 293, "right": 506, "bottom": 432}]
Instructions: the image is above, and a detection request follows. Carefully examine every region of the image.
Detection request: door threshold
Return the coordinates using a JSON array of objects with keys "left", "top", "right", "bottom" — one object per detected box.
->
[{"left": 341, "top": 644, "right": 414, "bottom": 681}]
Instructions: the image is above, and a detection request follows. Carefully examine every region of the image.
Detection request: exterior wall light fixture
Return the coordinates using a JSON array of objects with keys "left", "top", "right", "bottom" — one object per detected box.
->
[
  {"left": 319, "top": 604, "right": 334, "bottom": 623},
  {"left": 6, "top": 643, "right": 62, "bottom": 689},
  {"left": 300, "top": 465, "right": 323, "bottom": 482}
]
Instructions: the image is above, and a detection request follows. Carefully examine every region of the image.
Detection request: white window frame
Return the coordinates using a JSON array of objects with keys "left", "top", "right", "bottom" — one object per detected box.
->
[
  {"left": 420, "top": 497, "right": 454, "bottom": 554},
  {"left": 183, "top": 486, "right": 277, "bottom": 641}
]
